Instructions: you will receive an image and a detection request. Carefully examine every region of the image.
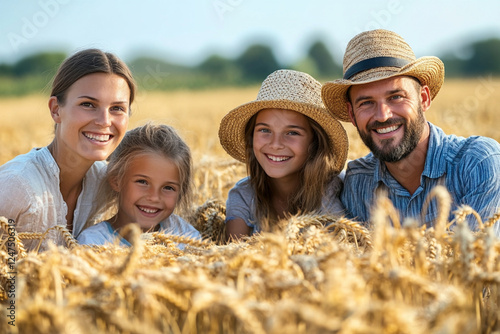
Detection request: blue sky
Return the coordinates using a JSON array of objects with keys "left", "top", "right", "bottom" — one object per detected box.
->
[{"left": 1, "top": 0, "right": 500, "bottom": 66}]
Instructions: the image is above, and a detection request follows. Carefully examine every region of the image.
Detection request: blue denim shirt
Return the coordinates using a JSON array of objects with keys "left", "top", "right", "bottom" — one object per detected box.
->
[{"left": 341, "top": 123, "right": 500, "bottom": 235}]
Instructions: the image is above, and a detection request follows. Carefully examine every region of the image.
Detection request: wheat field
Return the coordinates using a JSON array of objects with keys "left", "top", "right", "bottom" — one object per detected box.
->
[{"left": 1, "top": 79, "right": 500, "bottom": 333}]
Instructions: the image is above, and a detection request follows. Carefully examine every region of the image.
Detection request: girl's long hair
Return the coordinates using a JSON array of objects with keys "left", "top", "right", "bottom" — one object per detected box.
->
[
  {"left": 83, "top": 122, "right": 192, "bottom": 231},
  {"left": 244, "top": 112, "right": 338, "bottom": 225}
]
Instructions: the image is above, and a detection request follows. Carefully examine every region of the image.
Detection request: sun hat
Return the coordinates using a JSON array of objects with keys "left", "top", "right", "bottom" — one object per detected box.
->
[
  {"left": 321, "top": 29, "right": 445, "bottom": 122},
  {"left": 218, "top": 69, "right": 348, "bottom": 173}
]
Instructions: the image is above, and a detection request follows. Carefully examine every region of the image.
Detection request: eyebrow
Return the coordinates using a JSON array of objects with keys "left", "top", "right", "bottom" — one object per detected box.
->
[
  {"left": 255, "top": 122, "right": 308, "bottom": 131},
  {"left": 164, "top": 181, "right": 181, "bottom": 186},
  {"left": 78, "top": 95, "right": 128, "bottom": 104},
  {"left": 134, "top": 174, "right": 180, "bottom": 186}
]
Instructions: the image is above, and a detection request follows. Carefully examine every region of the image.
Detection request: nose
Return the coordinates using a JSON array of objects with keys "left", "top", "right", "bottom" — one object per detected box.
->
[
  {"left": 269, "top": 133, "right": 285, "bottom": 149},
  {"left": 95, "top": 108, "right": 112, "bottom": 127},
  {"left": 374, "top": 102, "right": 392, "bottom": 122},
  {"left": 146, "top": 187, "right": 160, "bottom": 201}
]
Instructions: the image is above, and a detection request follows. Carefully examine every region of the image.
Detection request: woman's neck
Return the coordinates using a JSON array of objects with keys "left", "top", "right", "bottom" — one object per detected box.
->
[{"left": 48, "top": 141, "right": 93, "bottom": 188}]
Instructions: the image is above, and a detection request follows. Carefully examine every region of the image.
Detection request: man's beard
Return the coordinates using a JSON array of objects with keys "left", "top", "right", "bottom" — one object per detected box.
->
[{"left": 356, "top": 106, "right": 426, "bottom": 163}]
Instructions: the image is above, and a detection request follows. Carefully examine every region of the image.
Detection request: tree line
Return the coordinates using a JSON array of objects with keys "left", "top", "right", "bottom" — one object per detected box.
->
[{"left": 1, "top": 37, "right": 500, "bottom": 96}]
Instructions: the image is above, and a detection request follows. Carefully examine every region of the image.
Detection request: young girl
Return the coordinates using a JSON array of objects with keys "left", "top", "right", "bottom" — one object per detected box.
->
[
  {"left": 77, "top": 123, "right": 200, "bottom": 246},
  {"left": 0, "top": 49, "right": 135, "bottom": 251},
  {"left": 218, "top": 69, "right": 349, "bottom": 240}
]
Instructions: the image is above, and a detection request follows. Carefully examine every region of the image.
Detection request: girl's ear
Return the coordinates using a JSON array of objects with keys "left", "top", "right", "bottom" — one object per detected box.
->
[
  {"left": 48, "top": 96, "right": 62, "bottom": 123},
  {"left": 109, "top": 177, "right": 120, "bottom": 192}
]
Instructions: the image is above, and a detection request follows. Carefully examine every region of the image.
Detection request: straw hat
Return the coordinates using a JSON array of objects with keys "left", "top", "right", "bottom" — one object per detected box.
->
[
  {"left": 322, "top": 29, "right": 445, "bottom": 122},
  {"left": 218, "top": 69, "right": 348, "bottom": 173}
]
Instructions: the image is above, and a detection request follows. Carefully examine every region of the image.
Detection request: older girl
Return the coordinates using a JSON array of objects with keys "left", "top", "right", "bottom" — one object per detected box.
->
[
  {"left": 0, "top": 49, "right": 136, "bottom": 251},
  {"left": 218, "top": 69, "right": 349, "bottom": 240}
]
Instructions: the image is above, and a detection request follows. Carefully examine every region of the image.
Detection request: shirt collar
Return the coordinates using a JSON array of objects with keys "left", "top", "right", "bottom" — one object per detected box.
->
[
  {"left": 422, "top": 123, "right": 448, "bottom": 179},
  {"left": 37, "top": 146, "right": 60, "bottom": 178}
]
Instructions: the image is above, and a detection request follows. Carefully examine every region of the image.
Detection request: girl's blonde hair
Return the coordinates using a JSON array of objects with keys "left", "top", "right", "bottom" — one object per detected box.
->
[
  {"left": 85, "top": 122, "right": 192, "bottom": 229},
  {"left": 244, "top": 112, "right": 337, "bottom": 225}
]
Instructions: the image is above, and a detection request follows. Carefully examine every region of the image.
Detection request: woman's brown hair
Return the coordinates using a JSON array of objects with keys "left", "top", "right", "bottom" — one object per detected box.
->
[{"left": 51, "top": 48, "right": 136, "bottom": 107}]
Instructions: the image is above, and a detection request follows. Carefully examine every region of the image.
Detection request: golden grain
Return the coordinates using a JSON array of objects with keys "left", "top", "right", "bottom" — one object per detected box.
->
[{"left": 0, "top": 82, "right": 499, "bottom": 333}]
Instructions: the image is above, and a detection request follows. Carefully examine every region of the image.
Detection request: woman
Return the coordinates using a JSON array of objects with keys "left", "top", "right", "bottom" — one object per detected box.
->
[{"left": 0, "top": 49, "right": 136, "bottom": 251}]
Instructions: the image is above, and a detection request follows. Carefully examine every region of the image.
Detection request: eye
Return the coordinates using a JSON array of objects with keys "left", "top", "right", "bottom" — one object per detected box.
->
[
  {"left": 135, "top": 179, "right": 148, "bottom": 185},
  {"left": 164, "top": 185, "right": 176, "bottom": 191},
  {"left": 256, "top": 127, "right": 271, "bottom": 133},
  {"left": 80, "top": 102, "right": 95, "bottom": 108},
  {"left": 358, "top": 100, "right": 373, "bottom": 107},
  {"left": 390, "top": 95, "right": 403, "bottom": 101},
  {"left": 110, "top": 105, "right": 127, "bottom": 113},
  {"left": 286, "top": 130, "right": 300, "bottom": 136}
]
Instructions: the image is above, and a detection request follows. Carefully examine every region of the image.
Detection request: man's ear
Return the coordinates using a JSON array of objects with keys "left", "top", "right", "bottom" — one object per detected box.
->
[
  {"left": 420, "top": 85, "right": 432, "bottom": 112},
  {"left": 347, "top": 103, "right": 357, "bottom": 127},
  {"left": 48, "top": 96, "right": 62, "bottom": 123}
]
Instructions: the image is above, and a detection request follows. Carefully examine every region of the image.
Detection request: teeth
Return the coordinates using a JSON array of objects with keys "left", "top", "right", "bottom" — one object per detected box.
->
[
  {"left": 138, "top": 206, "right": 159, "bottom": 214},
  {"left": 267, "top": 155, "right": 290, "bottom": 162},
  {"left": 376, "top": 125, "right": 399, "bottom": 134},
  {"left": 84, "top": 132, "right": 110, "bottom": 142}
]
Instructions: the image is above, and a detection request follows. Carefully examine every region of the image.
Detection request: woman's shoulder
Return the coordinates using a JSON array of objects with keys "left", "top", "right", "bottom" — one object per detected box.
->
[
  {"left": 0, "top": 147, "right": 60, "bottom": 201},
  {"left": 0, "top": 147, "right": 56, "bottom": 177}
]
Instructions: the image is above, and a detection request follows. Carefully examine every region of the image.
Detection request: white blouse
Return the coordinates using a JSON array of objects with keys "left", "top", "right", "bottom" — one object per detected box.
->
[{"left": 0, "top": 147, "right": 106, "bottom": 251}]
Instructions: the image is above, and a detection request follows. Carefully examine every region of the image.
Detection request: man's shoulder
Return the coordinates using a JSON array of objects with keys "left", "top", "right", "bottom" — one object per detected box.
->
[{"left": 443, "top": 133, "right": 500, "bottom": 163}]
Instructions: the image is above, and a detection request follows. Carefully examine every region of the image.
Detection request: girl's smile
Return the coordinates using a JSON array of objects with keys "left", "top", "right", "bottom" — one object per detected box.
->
[
  {"left": 112, "top": 152, "right": 180, "bottom": 232},
  {"left": 253, "top": 108, "right": 313, "bottom": 184}
]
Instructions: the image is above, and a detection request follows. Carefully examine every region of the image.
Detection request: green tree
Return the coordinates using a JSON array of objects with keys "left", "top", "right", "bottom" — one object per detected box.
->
[
  {"left": 307, "top": 41, "right": 341, "bottom": 78},
  {"left": 463, "top": 38, "right": 500, "bottom": 76},
  {"left": 13, "top": 52, "right": 66, "bottom": 77},
  {"left": 235, "top": 44, "right": 280, "bottom": 82},
  {"left": 0, "top": 64, "right": 13, "bottom": 76},
  {"left": 198, "top": 55, "right": 241, "bottom": 82}
]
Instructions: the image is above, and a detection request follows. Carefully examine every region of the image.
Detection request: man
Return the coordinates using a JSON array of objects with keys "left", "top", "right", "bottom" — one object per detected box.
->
[{"left": 321, "top": 29, "right": 500, "bottom": 234}]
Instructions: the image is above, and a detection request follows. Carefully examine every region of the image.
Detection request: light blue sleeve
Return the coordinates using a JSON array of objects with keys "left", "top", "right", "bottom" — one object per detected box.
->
[
  {"left": 160, "top": 214, "right": 201, "bottom": 240},
  {"left": 77, "top": 221, "right": 121, "bottom": 245}
]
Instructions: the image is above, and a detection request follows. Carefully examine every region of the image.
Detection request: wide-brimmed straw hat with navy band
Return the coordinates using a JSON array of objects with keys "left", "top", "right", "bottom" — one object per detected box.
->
[
  {"left": 322, "top": 29, "right": 445, "bottom": 122},
  {"left": 218, "top": 69, "right": 348, "bottom": 174}
]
